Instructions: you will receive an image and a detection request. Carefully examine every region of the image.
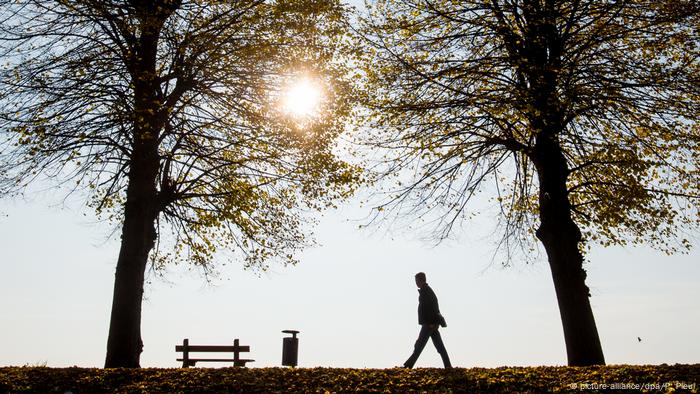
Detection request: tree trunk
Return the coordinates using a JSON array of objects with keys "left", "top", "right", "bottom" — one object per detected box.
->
[
  {"left": 104, "top": 166, "right": 158, "bottom": 367},
  {"left": 103, "top": 117, "right": 160, "bottom": 367},
  {"left": 104, "top": 9, "right": 164, "bottom": 367},
  {"left": 532, "top": 133, "right": 606, "bottom": 366}
]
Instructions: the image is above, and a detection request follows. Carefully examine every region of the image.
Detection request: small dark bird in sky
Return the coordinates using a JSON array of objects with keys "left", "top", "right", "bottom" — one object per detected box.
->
[{"left": 638, "top": 337, "right": 642, "bottom": 342}]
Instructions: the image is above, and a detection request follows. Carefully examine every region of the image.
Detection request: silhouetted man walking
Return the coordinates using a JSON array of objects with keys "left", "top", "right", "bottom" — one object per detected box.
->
[{"left": 403, "top": 272, "right": 452, "bottom": 369}]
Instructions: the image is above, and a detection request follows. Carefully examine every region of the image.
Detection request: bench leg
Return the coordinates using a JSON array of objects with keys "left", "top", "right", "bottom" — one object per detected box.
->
[{"left": 182, "top": 338, "right": 190, "bottom": 368}]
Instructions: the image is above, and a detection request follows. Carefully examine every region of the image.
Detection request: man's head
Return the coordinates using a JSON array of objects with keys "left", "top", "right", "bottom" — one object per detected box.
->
[{"left": 415, "top": 272, "right": 427, "bottom": 288}]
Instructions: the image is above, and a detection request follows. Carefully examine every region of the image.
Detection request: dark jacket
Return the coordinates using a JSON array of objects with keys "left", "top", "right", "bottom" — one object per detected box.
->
[{"left": 418, "top": 284, "right": 441, "bottom": 325}]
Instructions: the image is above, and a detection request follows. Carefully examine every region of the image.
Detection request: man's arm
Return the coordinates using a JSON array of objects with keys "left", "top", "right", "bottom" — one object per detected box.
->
[{"left": 426, "top": 287, "right": 440, "bottom": 322}]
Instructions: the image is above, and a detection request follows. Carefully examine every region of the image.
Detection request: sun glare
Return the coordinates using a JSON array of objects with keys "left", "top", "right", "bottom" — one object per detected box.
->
[{"left": 282, "top": 78, "right": 322, "bottom": 119}]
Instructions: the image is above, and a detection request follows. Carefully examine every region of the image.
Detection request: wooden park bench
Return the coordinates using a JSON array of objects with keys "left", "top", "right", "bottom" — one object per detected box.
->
[{"left": 176, "top": 338, "right": 254, "bottom": 367}]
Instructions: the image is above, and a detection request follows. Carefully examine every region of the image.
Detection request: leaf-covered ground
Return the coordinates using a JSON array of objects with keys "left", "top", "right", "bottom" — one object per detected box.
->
[{"left": 0, "top": 365, "right": 698, "bottom": 393}]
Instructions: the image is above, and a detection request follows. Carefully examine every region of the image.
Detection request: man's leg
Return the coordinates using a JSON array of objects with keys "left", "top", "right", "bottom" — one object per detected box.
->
[
  {"left": 403, "top": 325, "right": 431, "bottom": 368},
  {"left": 430, "top": 328, "right": 452, "bottom": 368}
]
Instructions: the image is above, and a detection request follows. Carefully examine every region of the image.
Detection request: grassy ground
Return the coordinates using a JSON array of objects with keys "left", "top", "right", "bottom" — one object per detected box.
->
[{"left": 0, "top": 364, "right": 698, "bottom": 393}]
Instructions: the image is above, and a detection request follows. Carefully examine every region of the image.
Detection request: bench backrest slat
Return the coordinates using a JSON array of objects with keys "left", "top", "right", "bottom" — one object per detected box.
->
[{"left": 175, "top": 345, "right": 250, "bottom": 353}]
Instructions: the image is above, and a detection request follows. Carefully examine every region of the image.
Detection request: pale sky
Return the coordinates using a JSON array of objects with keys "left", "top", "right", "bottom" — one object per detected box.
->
[
  {"left": 0, "top": 188, "right": 698, "bottom": 368},
  {"left": 1, "top": 0, "right": 699, "bottom": 369}
]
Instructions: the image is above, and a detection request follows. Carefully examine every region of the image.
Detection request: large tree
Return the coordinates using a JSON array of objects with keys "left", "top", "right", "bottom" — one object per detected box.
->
[
  {"left": 358, "top": 0, "right": 700, "bottom": 365},
  {"left": 0, "top": 0, "right": 360, "bottom": 367}
]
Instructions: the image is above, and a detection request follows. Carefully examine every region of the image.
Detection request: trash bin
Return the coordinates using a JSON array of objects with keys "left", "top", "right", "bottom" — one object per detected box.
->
[{"left": 282, "top": 330, "right": 299, "bottom": 367}]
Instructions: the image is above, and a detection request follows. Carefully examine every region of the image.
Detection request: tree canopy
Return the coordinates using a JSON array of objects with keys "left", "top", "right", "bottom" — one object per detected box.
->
[
  {"left": 0, "top": 0, "right": 361, "bottom": 271},
  {"left": 359, "top": 0, "right": 700, "bottom": 253}
]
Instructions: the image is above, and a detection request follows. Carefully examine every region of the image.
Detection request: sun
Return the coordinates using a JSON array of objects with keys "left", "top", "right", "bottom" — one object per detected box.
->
[{"left": 282, "top": 77, "right": 323, "bottom": 119}]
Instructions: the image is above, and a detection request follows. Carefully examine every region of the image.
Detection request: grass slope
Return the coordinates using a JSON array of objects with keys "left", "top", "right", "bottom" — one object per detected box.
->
[{"left": 0, "top": 365, "right": 698, "bottom": 393}]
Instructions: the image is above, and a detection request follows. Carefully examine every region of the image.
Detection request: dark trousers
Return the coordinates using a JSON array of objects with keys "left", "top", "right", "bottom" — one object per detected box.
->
[{"left": 404, "top": 324, "right": 452, "bottom": 368}]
